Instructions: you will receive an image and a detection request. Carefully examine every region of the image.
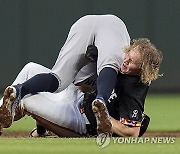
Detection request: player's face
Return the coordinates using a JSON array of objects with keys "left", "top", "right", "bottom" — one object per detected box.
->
[{"left": 120, "top": 46, "right": 142, "bottom": 75}]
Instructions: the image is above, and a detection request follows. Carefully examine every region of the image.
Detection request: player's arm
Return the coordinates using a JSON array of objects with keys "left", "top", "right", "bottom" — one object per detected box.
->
[{"left": 110, "top": 117, "right": 140, "bottom": 137}]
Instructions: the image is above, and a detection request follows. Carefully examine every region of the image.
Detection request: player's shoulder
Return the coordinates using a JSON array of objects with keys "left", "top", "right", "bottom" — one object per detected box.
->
[
  {"left": 116, "top": 73, "right": 149, "bottom": 93},
  {"left": 117, "top": 73, "right": 141, "bottom": 84}
]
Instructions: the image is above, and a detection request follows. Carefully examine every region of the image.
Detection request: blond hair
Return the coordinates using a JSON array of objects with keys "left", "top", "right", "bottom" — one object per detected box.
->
[{"left": 124, "top": 38, "right": 163, "bottom": 84}]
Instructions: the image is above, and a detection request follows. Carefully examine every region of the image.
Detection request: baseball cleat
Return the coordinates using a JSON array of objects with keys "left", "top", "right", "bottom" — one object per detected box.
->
[
  {"left": 0, "top": 86, "right": 21, "bottom": 128},
  {"left": 92, "top": 99, "right": 112, "bottom": 135}
]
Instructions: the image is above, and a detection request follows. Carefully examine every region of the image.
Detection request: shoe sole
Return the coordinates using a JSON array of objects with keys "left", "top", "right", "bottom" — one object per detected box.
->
[
  {"left": 0, "top": 86, "right": 16, "bottom": 128},
  {"left": 92, "top": 100, "right": 112, "bottom": 135}
]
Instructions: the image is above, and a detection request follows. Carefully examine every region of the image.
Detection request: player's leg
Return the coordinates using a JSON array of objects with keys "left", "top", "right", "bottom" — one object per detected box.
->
[
  {"left": 0, "top": 16, "right": 96, "bottom": 128},
  {"left": 92, "top": 15, "right": 130, "bottom": 135},
  {"left": 16, "top": 16, "right": 96, "bottom": 98},
  {"left": 12, "top": 62, "right": 51, "bottom": 85},
  {"left": 24, "top": 83, "right": 87, "bottom": 137},
  {"left": 0, "top": 62, "right": 51, "bottom": 103},
  {"left": 0, "top": 62, "right": 52, "bottom": 128},
  {"left": 51, "top": 16, "right": 98, "bottom": 92}
]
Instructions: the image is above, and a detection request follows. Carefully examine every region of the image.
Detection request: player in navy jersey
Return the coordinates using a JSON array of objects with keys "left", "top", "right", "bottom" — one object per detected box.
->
[{"left": 0, "top": 15, "right": 163, "bottom": 136}]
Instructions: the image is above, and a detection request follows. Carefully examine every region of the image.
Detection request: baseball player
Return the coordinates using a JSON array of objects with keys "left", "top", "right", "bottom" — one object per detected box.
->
[
  {"left": 1, "top": 38, "right": 162, "bottom": 137},
  {"left": 28, "top": 40, "right": 162, "bottom": 137},
  {"left": 0, "top": 15, "right": 130, "bottom": 134},
  {"left": 0, "top": 15, "right": 163, "bottom": 136},
  {"left": 0, "top": 61, "right": 148, "bottom": 137}
]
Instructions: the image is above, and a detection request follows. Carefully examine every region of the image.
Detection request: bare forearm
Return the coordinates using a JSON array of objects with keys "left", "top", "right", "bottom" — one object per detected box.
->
[{"left": 110, "top": 117, "right": 140, "bottom": 137}]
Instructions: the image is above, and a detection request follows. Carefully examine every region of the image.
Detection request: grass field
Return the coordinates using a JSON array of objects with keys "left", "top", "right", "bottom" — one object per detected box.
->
[
  {"left": 0, "top": 94, "right": 180, "bottom": 153},
  {"left": 0, "top": 138, "right": 180, "bottom": 154},
  {"left": 145, "top": 94, "right": 180, "bottom": 132}
]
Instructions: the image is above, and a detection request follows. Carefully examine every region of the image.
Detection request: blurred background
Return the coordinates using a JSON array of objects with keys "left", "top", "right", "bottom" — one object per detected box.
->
[{"left": 0, "top": 0, "right": 180, "bottom": 93}]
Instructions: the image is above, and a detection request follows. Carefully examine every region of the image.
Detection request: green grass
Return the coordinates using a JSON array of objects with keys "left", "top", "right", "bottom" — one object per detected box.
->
[
  {"left": 4, "top": 116, "right": 35, "bottom": 132},
  {"left": 145, "top": 94, "right": 180, "bottom": 132},
  {"left": 0, "top": 138, "right": 180, "bottom": 154},
  {"left": 1, "top": 93, "right": 180, "bottom": 133}
]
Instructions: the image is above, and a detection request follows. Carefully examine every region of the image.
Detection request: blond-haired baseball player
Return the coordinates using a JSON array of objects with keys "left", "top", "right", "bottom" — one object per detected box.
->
[{"left": 0, "top": 15, "right": 163, "bottom": 136}]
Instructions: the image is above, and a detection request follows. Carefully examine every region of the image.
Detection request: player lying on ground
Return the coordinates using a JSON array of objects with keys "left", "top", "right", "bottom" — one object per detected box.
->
[
  {"left": 0, "top": 62, "right": 149, "bottom": 137},
  {"left": 0, "top": 15, "right": 163, "bottom": 135},
  {"left": 0, "top": 41, "right": 162, "bottom": 137}
]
